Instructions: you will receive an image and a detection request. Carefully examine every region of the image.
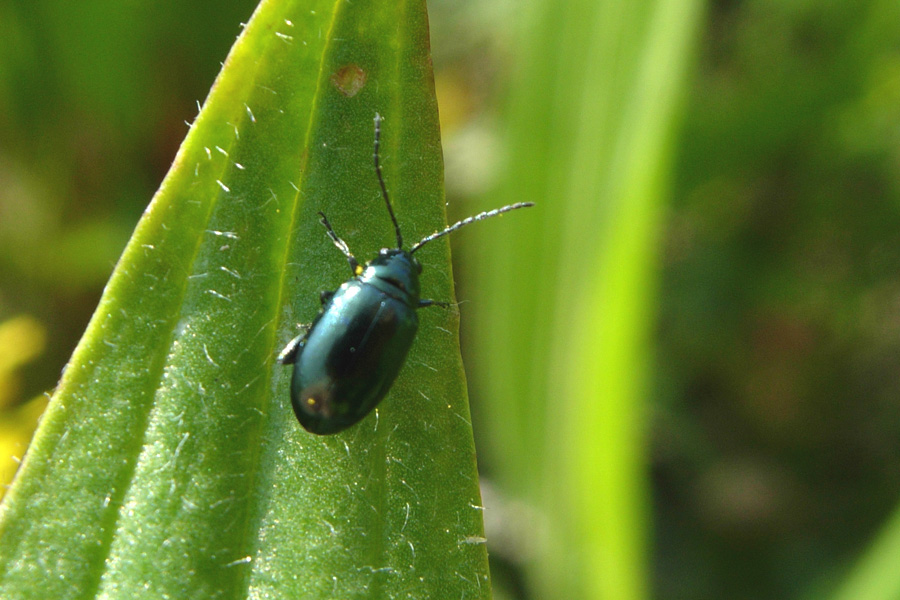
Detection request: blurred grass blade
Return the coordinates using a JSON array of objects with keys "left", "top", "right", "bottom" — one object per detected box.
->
[
  {"left": 0, "top": 1, "right": 491, "bottom": 598},
  {"left": 468, "top": 0, "right": 703, "bottom": 598},
  {"left": 825, "top": 505, "right": 900, "bottom": 600}
]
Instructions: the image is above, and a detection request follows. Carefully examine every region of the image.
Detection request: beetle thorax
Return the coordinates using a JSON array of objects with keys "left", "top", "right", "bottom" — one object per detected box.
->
[{"left": 359, "top": 248, "right": 421, "bottom": 305}]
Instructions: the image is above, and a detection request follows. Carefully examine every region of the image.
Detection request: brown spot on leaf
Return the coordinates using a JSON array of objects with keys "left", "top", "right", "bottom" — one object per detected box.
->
[{"left": 331, "top": 64, "right": 367, "bottom": 97}]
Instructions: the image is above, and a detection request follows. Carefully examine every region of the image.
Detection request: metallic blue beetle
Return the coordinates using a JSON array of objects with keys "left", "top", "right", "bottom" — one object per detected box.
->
[{"left": 278, "top": 114, "right": 532, "bottom": 434}]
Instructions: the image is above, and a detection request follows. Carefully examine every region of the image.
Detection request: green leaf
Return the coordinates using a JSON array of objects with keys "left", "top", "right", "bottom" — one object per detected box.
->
[
  {"left": 825, "top": 505, "right": 900, "bottom": 600},
  {"left": 0, "top": 1, "right": 490, "bottom": 598},
  {"left": 464, "top": 0, "right": 704, "bottom": 598}
]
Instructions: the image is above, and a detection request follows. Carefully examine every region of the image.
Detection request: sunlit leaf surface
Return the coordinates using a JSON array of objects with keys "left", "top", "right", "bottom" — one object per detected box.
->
[{"left": 0, "top": 1, "right": 490, "bottom": 598}]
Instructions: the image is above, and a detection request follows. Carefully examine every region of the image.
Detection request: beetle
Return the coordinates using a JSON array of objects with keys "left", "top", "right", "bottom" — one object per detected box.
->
[{"left": 278, "top": 113, "right": 532, "bottom": 434}]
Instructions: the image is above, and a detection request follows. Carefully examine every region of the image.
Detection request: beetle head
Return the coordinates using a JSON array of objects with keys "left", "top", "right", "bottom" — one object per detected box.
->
[{"left": 362, "top": 248, "right": 421, "bottom": 302}]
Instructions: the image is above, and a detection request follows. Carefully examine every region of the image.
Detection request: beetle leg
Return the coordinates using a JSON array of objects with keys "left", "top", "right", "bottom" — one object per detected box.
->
[
  {"left": 418, "top": 299, "right": 450, "bottom": 309},
  {"left": 318, "top": 211, "right": 361, "bottom": 275},
  {"left": 277, "top": 325, "right": 310, "bottom": 364},
  {"left": 320, "top": 290, "right": 334, "bottom": 306}
]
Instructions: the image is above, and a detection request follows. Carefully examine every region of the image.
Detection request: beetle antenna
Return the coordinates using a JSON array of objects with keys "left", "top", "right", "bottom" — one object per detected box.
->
[
  {"left": 374, "top": 113, "right": 403, "bottom": 249},
  {"left": 410, "top": 202, "right": 534, "bottom": 254}
]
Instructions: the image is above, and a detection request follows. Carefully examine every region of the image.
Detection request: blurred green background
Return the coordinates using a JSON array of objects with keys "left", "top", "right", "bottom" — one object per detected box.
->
[{"left": 3, "top": 1, "right": 900, "bottom": 599}]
